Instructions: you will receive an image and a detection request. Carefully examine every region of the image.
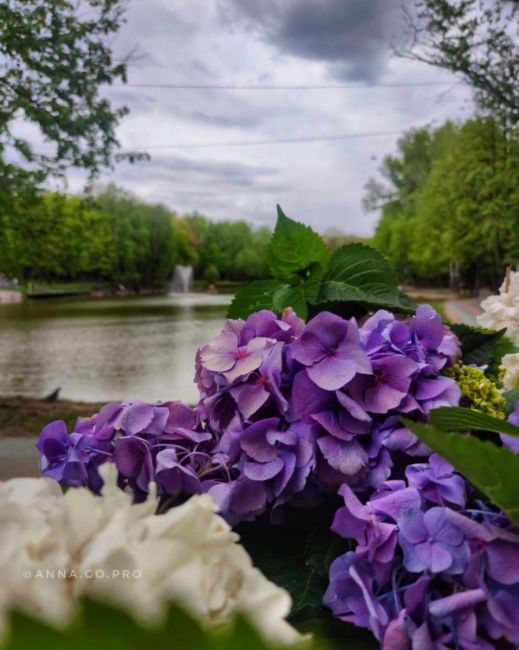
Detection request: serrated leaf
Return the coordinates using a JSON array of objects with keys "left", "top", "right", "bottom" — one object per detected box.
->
[
  {"left": 227, "top": 280, "right": 286, "bottom": 319},
  {"left": 273, "top": 285, "right": 308, "bottom": 320},
  {"left": 300, "top": 261, "right": 326, "bottom": 303},
  {"left": 317, "top": 281, "right": 416, "bottom": 314},
  {"left": 317, "top": 281, "right": 367, "bottom": 303},
  {"left": 268, "top": 206, "right": 329, "bottom": 282},
  {"left": 323, "top": 244, "right": 399, "bottom": 295},
  {"left": 316, "top": 245, "right": 415, "bottom": 313},
  {"left": 429, "top": 406, "right": 519, "bottom": 438},
  {"left": 404, "top": 420, "right": 519, "bottom": 526},
  {"left": 450, "top": 324, "right": 506, "bottom": 367}
]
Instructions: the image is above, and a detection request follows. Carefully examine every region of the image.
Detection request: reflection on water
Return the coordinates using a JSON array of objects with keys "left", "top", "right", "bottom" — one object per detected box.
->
[{"left": 0, "top": 293, "right": 232, "bottom": 404}]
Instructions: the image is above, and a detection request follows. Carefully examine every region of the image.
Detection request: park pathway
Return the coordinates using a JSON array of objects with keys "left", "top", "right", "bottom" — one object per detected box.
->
[{"left": 444, "top": 298, "right": 483, "bottom": 327}]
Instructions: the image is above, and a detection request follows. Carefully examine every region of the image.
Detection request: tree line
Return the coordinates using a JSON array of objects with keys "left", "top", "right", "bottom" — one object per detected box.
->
[
  {"left": 365, "top": 118, "right": 519, "bottom": 292},
  {"left": 0, "top": 185, "right": 271, "bottom": 289}
]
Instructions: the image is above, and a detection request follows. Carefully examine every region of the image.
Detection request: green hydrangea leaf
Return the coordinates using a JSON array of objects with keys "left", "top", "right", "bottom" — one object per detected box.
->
[
  {"left": 429, "top": 406, "right": 519, "bottom": 437},
  {"left": 450, "top": 324, "right": 506, "bottom": 367},
  {"left": 404, "top": 420, "right": 519, "bottom": 526},
  {"left": 268, "top": 206, "right": 330, "bottom": 283},
  {"left": 227, "top": 280, "right": 286, "bottom": 319},
  {"left": 272, "top": 285, "right": 308, "bottom": 321},
  {"left": 317, "top": 281, "right": 415, "bottom": 314},
  {"left": 316, "top": 245, "right": 415, "bottom": 313},
  {"left": 323, "top": 243, "right": 398, "bottom": 293}
]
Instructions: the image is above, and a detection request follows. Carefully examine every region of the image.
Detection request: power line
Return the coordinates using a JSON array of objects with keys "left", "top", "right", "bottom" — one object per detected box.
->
[
  {"left": 124, "top": 130, "right": 403, "bottom": 151},
  {"left": 116, "top": 81, "right": 460, "bottom": 91}
]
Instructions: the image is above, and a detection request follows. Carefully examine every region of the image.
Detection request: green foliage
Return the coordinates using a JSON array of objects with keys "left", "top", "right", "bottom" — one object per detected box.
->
[
  {"left": 268, "top": 206, "right": 330, "bottom": 282},
  {"left": 401, "top": 0, "right": 519, "bottom": 124},
  {"left": 367, "top": 119, "right": 519, "bottom": 290},
  {"left": 405, "top": 420, "right": 519, "bottom": 526},
  {"left": 237, "top": 510, "right": 378, "bottom": 650},
  {"left": 0, "top": 185, "right": 274, "bottom": 288},
  {"left": 429, "top": 406, "right": 519, "bottom": 438},
  {"left": 0, "top": 598, "right": 322, "bottom": 650},
  {"left": 0, "top": 1, "right": 136, "bottom": 179},
  {"left": 451, "top": 325, "right": 507, "bottom": 368},
  {"left": 227, "top": 281, "right": 286, "bottom": 319},
  {"left": 317, "top": 244, "right": 415, "bottom": 313},
  {"left": 185, "top": 216, "right": 271, "bottom": 284},
  {"left": 204, "top": 263, "right": 220, "bottom": 285},
  {"left": 0, "top": 187, "right": 176, "bottom": 288},
  {"left": 228, "top": 208, "right": 415, "bottom": 321}
]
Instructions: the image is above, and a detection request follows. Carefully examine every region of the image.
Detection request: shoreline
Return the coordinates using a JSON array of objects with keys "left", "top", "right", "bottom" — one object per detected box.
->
[{"left": 0, "top": 398, "right": 106, "bottom": 438}]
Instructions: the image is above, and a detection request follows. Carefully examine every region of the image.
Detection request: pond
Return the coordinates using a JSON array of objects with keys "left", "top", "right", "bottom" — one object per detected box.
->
[{"left": 0, "top": 293, "right": 232, "bottom": 405}]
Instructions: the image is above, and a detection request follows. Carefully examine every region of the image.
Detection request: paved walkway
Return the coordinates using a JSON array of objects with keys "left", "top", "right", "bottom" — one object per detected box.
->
[{"left": 444, "top": 298, "right": 483, "bottom": 326}]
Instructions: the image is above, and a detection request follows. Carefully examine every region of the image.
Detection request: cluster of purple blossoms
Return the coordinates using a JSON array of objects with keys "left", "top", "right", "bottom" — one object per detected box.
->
[
  {"left": 194, "top": 305, "right": 461, "bottom": 519},
  {"left": 37, "top": 400, "right": 224, "bottom": 503},
  {"left": 324, "top": 454, "right": 519, "bottom": 649},
  {"left": 37, "top": 305, "right": 461, "bottom": 521}
]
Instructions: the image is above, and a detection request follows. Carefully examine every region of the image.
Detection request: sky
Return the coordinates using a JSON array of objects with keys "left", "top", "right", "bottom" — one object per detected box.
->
[{"left": 70, "top": 0, "right": 473, "bottom": 237}]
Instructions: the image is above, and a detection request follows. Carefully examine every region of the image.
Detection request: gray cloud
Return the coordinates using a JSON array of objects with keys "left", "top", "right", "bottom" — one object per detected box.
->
[
  {"left": 128, "top": 154, "right": 278, "bottom": 183},
  {"left": 220, "top": 0, "right": 404, "bottom": 81},
  {"left": 189, "top": 110, "right": 262, "bottom": 129},
  {"left": 59, "top": 0, "right": 468, "bottom": 237}
]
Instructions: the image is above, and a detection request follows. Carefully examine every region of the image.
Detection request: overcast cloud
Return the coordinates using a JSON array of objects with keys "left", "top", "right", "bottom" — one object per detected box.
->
[{"left": 62, "top": 0, "right": 472, "bottom": 236}]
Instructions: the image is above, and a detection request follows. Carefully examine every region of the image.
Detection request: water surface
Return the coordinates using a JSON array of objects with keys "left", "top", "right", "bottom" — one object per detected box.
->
[{"left": 0, "top": 293, "right": 231, "bottom": 405}]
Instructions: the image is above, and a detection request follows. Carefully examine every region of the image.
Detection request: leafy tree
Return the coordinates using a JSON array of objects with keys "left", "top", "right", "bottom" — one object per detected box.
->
[
  {"left": 186, "top": 217, "right": 271, "bottom": 283},
  {"left": 204, "top": 263, "right": 220, "bottom": 285},
  {"left": 399, "top": 0, "right": 519, "bottom": 124},
  {"left": 366, "top": 118, "right": 519, "bottom": 290},
  {"left": 0, "top": 0, "right": 133, "bottom": 180},
  {"left": 0, "top": 183, "right": 277, "bottom": 289},
  {"left": 412, "top": 118, "right": 519, "bottom": 290}
]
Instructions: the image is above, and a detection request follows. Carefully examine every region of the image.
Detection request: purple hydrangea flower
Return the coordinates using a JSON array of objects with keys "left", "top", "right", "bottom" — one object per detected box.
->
[
  {"left": 348, "top": 355, "right": 418, "bottom": 414},
  {"left": 323, "top": 552, "right": 390, "bottom": 641},
  {"left": 155, "top": 448, "right": 202, "bottom": 496},
  {"left": 292, "top": 312, "right": 371, "bottom": 391},
  {"left": 376, "top": 417, "right": 429, "bottom": 457},
  {"left": 217, "top": 417, "right": 315, "bottom": 510},
  {"left": 361, "top": 305, "right": 460, "bottom": 374},
  {"left": 199, "top": 330, "right": 274, "bottom": 383},
  {"left": 406, "top": 454, "right": 467, "bottom": 508},
  {"left": 94, "top": 401, "right": 170, "bottom": 436},
  {"left": 412, "top": 375, "right": 461, "bottom": 413},
  {"left": 114, "top": 435, "right": 155, "bottom": 495},
  {"left": 205, "top": 478, "right": 267, "bottom": 526},
  {"left": 37, "top": 420, "right": 108, "bottom": 488},
  {"left": 398, "top": 506, "right": 470, "bottom": 574},
  {"left": 196, "top": 310, "right": 303, "bottom": 433}
]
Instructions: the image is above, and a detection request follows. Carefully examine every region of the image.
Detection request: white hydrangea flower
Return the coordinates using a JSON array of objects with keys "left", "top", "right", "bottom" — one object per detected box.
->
[
  {"left": 0, "top": 465, "right": 300, "bottom": 645},
  {"left": 477, "top": 271, "right": 519, "bottom": 344},
  {"left": 502, "top": 353, "right": 519, "bottom": 390}
]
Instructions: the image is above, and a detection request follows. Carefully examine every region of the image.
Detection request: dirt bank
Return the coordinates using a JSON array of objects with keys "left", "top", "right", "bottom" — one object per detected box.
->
[{"left": 0, "top": 398, "right": 105, "bottom": 437}]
